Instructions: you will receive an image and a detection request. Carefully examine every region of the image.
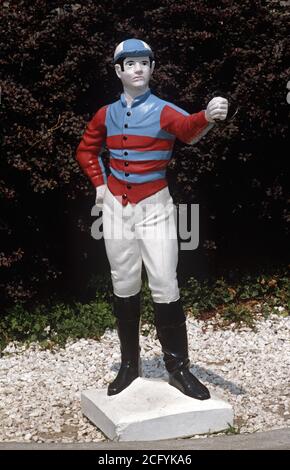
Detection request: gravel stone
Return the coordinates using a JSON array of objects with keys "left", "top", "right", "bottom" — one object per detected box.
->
[{"left": 0, "top": 313, "right": 289, "bottom": 442}]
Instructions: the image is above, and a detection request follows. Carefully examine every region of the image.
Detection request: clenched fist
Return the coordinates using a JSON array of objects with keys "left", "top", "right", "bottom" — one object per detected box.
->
[{"left": 205, "top": 97, "right": 228, "bottom": 123}]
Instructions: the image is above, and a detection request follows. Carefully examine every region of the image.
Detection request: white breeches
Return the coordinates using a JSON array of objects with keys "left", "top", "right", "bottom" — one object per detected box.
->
[{"left": 102, "top": 186, "right": 180, "bottom": 303}]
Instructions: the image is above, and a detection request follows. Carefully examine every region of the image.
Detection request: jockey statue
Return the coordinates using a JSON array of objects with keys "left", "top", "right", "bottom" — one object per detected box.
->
[{"left": 76, "top": 38, "right": 228, "bottom": 400}]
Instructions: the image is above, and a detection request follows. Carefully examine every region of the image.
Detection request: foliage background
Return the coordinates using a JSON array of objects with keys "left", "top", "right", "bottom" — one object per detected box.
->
[{"left": 1, "top": 0, "right": 289, "bottom": 309}]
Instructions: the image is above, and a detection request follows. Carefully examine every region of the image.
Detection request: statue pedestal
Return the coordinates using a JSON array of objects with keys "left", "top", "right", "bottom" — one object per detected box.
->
[{"left": 81, "top": 378, "right": 234, "bottom": 441}]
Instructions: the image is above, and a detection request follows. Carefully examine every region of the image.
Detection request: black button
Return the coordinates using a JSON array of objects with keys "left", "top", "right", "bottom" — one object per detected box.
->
[
  {"left": 127, "top": 185, "right": 132, "bottom": 189},
  {"left": 124, "top": 161, "right": 129, "bottom": 166},
  {"left": 123, "top": 136, "right": 127, "bottom": 140},
  {"left": 127, "top": 112, "right": 131, "bottom": 116},
  {"left": 124, "top": 124, "right": 128, "bottom": 128},
  {"left": 125, "top": 173, "right": 129, "bottom": 177},
  {"left": 124, "top": 151, "right": 128, "bottom": 156},
  {"left": 122, "top": 194, "right": 127, "bottom": 199}
]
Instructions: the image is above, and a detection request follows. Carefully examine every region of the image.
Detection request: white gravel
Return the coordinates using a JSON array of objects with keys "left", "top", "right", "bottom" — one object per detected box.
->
[{"left": 0, "top": 313, "right": 289, "bottom": 442}]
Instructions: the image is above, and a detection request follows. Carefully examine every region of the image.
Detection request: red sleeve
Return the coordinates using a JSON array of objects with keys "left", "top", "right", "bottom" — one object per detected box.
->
[
  {"left": 76, "top": 105, "right": 108, "bottom": 187},
  {"left": 160, "top": 105, "right": 213, "bottom": 144}
]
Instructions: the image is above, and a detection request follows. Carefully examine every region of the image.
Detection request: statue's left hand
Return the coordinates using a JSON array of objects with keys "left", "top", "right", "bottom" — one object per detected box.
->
[{"left": 205, "top": 97, "right": 228, "bottom": 123}]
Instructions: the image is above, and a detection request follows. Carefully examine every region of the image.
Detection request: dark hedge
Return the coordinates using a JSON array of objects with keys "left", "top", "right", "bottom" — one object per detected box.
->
[{"left": 1, "top": 0, "right": 289, "bottom": 307}]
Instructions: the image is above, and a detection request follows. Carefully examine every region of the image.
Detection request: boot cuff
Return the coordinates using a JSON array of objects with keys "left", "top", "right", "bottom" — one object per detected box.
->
[
  {"left": 153, "top": 298, "right": 186, "bottom": 328},
  {"left": 113, "top": 292, "right": 141, "bottom": 321}
]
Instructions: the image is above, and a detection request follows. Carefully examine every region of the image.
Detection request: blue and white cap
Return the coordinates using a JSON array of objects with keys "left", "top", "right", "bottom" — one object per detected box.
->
[{"left": 113, "top": 39, "right": 154, "bottom": 64}]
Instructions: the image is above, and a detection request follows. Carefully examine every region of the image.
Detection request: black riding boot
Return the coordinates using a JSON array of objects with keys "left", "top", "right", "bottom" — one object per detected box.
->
[
  {"left": 107, "top": 292, "right": 142, "bottom": 396},
  {"left": 153, "top": 299, "right": 210, "bottom": 400}
]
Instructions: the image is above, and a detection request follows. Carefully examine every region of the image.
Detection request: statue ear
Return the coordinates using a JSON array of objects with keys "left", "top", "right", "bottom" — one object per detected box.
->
[
  {"left": 115, "top": 64, "right": 122, "bottom": 79},
  {"left": 150, "top": 60, "right": 155, "bottom": 75}
]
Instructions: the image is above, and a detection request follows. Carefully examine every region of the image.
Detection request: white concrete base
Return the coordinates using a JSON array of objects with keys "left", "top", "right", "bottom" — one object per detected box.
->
[{"left": 81, "top": 378, "right": 234, "bottom": 441}]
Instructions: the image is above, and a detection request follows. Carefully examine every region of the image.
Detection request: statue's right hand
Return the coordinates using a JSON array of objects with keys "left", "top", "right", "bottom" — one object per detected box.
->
[{"left": 95, "top": 184, "right": 107, "bottom": 208}]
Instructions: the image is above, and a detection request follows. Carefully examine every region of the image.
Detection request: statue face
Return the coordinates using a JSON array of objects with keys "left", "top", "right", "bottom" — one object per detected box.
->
[{"left": 115, "top": 56, "right": 155, "bottom": 91}]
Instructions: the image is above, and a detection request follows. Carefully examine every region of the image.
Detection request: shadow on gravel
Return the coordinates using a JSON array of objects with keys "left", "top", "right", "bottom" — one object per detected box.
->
[{"left": 110, "top": 357, "right": 246, "bottom": 396}]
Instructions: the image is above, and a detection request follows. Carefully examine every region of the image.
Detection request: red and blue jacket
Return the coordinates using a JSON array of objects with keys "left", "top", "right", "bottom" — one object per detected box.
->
[{"left": 76, "top": 89, "right": 213, "bottom": 205}]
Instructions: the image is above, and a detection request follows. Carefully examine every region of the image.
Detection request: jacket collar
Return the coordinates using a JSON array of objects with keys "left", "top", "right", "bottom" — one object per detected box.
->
[{"left": 120, "top": 89, "right": 151, "bottom": 108}]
